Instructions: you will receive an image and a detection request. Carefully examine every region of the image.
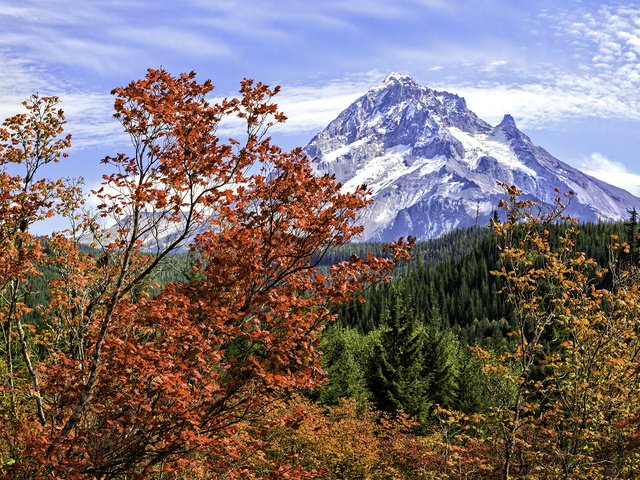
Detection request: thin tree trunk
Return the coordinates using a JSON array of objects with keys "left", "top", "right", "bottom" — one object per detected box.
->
[{"left": 2, "top": 318, "right": 16, "bottom": 417}]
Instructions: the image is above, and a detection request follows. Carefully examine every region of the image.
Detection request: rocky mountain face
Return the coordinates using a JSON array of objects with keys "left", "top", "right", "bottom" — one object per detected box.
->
[{"left": 305, "top": 72, "right": 640, "bottom": 241}]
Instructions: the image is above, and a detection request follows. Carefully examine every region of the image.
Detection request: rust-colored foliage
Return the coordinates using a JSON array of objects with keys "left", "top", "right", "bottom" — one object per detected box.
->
[
  {"left": 245, "top": 397, "right": 494, "bottom": 480},
  {"left": 253, "top": 397, "right": 490, "bottom": 480},
  {"left": 0, "top": 70, "right": 411, "bottom": 479}
]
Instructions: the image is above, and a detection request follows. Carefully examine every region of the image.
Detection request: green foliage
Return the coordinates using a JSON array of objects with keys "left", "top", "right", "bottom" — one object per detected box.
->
[
  {"left": 422, "top": 318, "right": 459, "bottom": 408},
  {"left": 318, "top": 218, "right": 632, "bottom": 434},
  {"left": 365, "top": 282, "right": 428, "bottom": 417},
  {"left": 339, "top": 221, "right": 626, "bottom": 344},
  {"left": 339, "top": 226, "right": 508, "bottom": 336},
  {"left": 454, "top": 347, "right": 490, "bottom": 413},
  {"left": 625, "top": 207, "right": 639, "bottom": 265},
  {"left": 321, "top": 283, "right": 475, "bottom": 421},
  {"left": 316, "top": 326, "right": 372, "bottom": 406}
]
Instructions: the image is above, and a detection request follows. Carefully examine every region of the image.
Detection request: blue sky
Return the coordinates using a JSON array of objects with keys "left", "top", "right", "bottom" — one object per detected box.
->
[{"left": 1, "top": 0, "right": 640, "bottom": 203}]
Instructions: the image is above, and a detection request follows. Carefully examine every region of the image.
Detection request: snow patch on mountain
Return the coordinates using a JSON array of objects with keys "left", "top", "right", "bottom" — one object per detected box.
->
[
  {"left": 323, "top": 138, "right": 368, "bottom": 163},
  {"left": 449, "top": 127, "right": 536, "bottom": 177}
]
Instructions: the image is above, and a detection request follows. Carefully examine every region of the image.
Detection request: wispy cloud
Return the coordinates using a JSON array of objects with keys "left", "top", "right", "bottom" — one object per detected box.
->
[
  {"left": 209, "top": 73, "right": 380, "bottom": 142},
  {"left": 0, "top": 54, "right": 49, "bottom": 116},
  {"left": 0, "top": 49, "right": 125, "bottom": 151},
  {"left": 111, "top": 26, "right": 233, "bottom": 59},
  {"left": 497, "top": 4, "right": 640, "bottom": 126},
  {"left": 482, "top": 60, "right": 508, "bottom": 71},
  {"left": 269, "top": 74, "right": 380, "bottom": 136},
  {"left": 577, "top": 152, "right": 640, "bottom": 196},
  {"left": 1, "top": 0, "right": 639, "bottom": 158},
  {"left": 62, "top": 92, "right": 126, "bottom": 150},
  {"left": 0, "top": 1, "right": 239, "bottom": 76},
  {"left": 361, "top": 3, "right": 640, "bottom": 131},
  {"left": 448, "top": 76, "right": 640, "bottom": 129}
]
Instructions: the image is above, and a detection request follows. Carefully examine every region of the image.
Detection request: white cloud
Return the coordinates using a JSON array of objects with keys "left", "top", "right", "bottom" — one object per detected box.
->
[
  {"left": 369, "top": 4, "right": 640, "bottom": 131},
  {"left": 539, "top": 5, "right": 640, "bottom": 120},
  {"left": 412, "top": 5, "right": 640, "bottom": 130},
  {"left": 0, "top": 1, "right": 239, "bottom": 76},
  {"left": 0, "top": 2, "right": 137, "bottom": 74},
  {"left": 2, "top": 0, "right": 640, "bottom": 158},
  {"left": 62, "top": 92, "right": 127, "bottom": 150},
  {"left": 189, "top": 0, "right": 451, "bottom": 33},
  {"left": 448, "top": 76, "right": 640, "bottom": 129},
  {"left": 577, "top": 152, "right": 640, "bottom": 196},
  {"left": 0, "top": 50, "right": 126, "bottom": 151},
  {"left": 212, "top": 73, "right": 380, "bottom": 139},
  {"left": 270, "top": 76, "right": 376, "bottom": 135},
  {"left": 111, "top": 26, "right": 233, "bottom": 59},
  {"left": 0, "top": 57, "right": 41, "bottom": 106}
]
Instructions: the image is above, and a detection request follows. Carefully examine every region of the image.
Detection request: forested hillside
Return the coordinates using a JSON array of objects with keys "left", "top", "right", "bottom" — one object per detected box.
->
[
  {"left": 337, "top": 220, "right": 627, "bottom": 337},
  {"left": 315, "top": 215, "right": 636, "bottom": 419},
  {"left": 313, "top": 190, "right": 640, "bottom": 478}
]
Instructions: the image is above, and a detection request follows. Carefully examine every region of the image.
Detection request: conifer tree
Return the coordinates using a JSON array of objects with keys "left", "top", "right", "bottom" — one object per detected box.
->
[
  {"left": 626, "top": 207, "right": 638, "bottom": 264},
  {"left": 454, "top": 348, "right": 488, "bottom": 413},
  {"left": 317, "top": 326, "right": 370, "bottom": 406},
  {"left": 366, "top": 282, "right": 427, "bottom": 417},
  {"left": 423, "top": 316, "right": 459, "bottom": 407}
]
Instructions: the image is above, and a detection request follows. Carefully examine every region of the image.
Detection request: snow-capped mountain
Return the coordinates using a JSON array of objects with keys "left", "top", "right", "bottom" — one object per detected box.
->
[{"left": 305, "top": 72, "right": 640, "bottom": 241}]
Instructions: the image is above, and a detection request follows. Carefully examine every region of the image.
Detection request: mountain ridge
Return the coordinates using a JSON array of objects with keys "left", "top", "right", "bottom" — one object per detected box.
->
[{"left": 304, "top": 73, "right": 640, "bottom": 241}]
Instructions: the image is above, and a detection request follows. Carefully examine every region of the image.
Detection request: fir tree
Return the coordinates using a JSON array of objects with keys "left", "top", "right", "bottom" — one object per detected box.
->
[
  {"left": 454, "top": 348, "right": 489, "bottom": 413},
  {"left": 366, "top": 282, "right": 427, "bottom": 417},
  {"left": 317, "top": 326, "right": 370, "bottom": 406},
  {"left": 626, "top": 207, "right": 638, "bottom": 264},
  {"left": 422, "top": 315, "right": 459, "bottom": 408}
]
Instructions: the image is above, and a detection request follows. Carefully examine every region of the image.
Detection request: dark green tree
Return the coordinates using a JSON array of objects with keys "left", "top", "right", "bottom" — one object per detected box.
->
[
  {"left": 422, "top": 315, "right": 460, "bottom": 408},
  {"left": 366, "top": 282, "right": 427, "bottom": 417},
  {"left": 454, "top": 348, "right": 489, "bottom": 413},
  {"left": 626, "top": 207, "right": 638, "bottom": 264}
]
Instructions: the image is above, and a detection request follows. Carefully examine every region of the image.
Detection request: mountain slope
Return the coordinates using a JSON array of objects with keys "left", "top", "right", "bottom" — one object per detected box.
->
[{"left": 305, "top": 73, "right": 640, "bottom": 241}]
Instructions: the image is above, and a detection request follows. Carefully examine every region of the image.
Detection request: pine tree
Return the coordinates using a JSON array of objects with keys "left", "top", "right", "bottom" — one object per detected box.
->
[
  {"left": 366, "top": 282, "right": 427, "bottom": 417},
  {"left": 454, "top": 348, "right": 488, "bottom": 413},
  {"left": 317, "top": 326, "right": 370, "bottom": 406},
  {"left": 422, "top": 315, "right": 460, "bottom": 408},
  {"left": 626, "top": 207, "right": 638, "bottom": 264}
]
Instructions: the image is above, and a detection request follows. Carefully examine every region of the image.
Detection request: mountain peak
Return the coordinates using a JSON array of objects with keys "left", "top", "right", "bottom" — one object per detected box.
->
[
  {"left": 305, "top": 76, "right": 640, "bottom": 241},
  {"left": 498, "top": 114, "right": 516, "bottom": 127},
  {"left": 379, "top": 72, "right": 419, "bottom": 87},
  {"left": 494, "top": 113, "right": 523, "bottom": 141}
]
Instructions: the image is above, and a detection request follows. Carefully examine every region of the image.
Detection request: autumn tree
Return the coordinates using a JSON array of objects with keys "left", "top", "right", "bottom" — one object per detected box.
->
[
  {"left": 254, "top": 396, "right": 483, "bottom": 479},
  {"left": 0, "top": 70, "right": 412, "bottom": 479},
  {"left": 478, "top": 184, "right": 640, "bottom": 479},
  {"left": 0, "top": 95, "right": 71, "bottom": 470}
]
